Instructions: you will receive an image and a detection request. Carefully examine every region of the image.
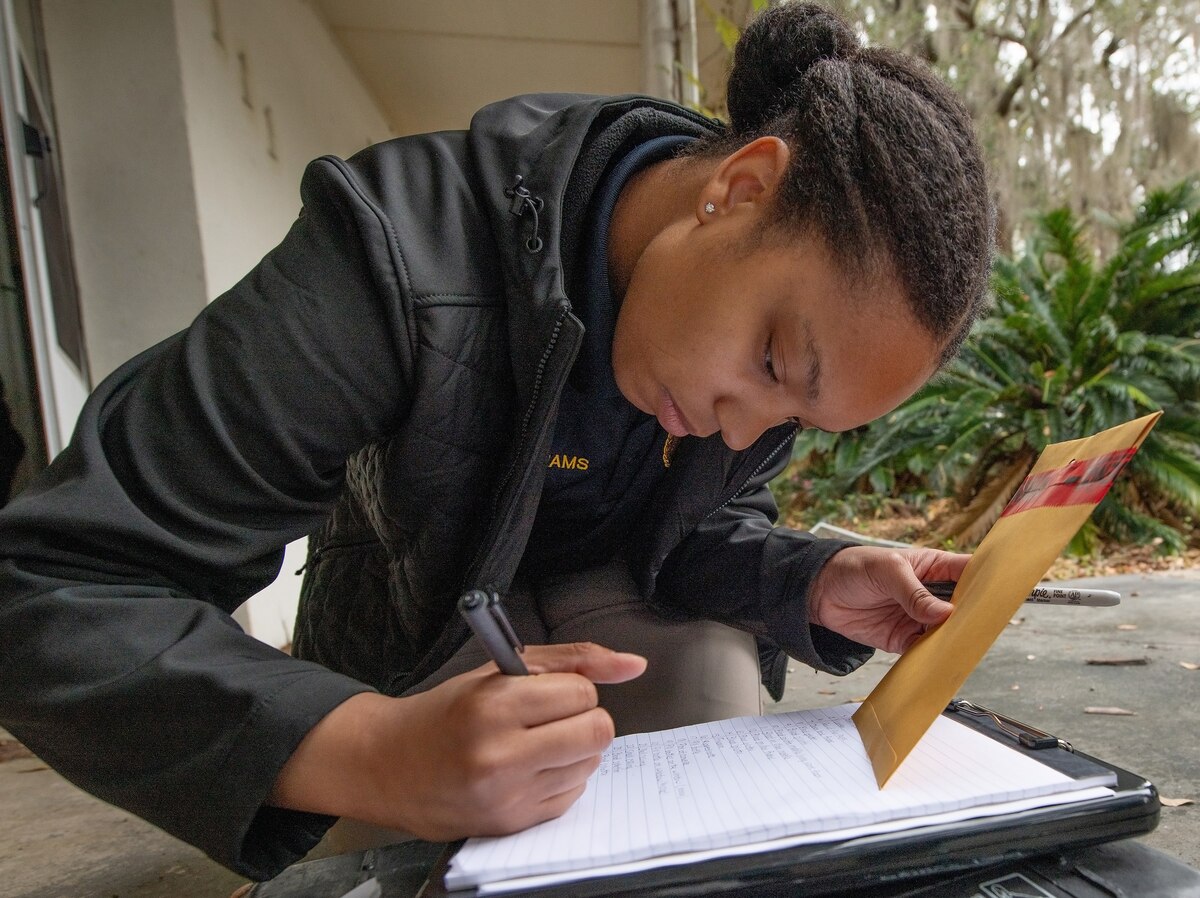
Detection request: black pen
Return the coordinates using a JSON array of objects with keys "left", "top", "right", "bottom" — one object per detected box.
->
[
  {"left": 922, "top": 581, "right": 1121, "bottom": 607},
  {"left": 458, "top": 589, "right": 529, "bottom": 675}
]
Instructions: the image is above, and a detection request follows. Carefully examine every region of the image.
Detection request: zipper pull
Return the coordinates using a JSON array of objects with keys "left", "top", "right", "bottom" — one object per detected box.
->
[{"left": 504, "top": 175, "right": 544, "bottom": 253}]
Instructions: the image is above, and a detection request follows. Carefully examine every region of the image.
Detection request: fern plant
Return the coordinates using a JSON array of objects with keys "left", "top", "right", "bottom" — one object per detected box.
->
[{"left": 786, "top": 180, "right": 1200, "bottom": 553}]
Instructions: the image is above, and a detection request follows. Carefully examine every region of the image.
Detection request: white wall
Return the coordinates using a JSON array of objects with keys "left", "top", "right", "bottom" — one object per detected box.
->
[
  {"left": 42, "top": 0, "right": 392, "bottom": 648},
  {"left": 41, "top": 0, "right": 209, "bottom": 382},
  {"left": 314, "top": 0, "right": 643, "bottom": 135},
  {"left": 174, "top": 0, "right": 391, "bottom": 298}
]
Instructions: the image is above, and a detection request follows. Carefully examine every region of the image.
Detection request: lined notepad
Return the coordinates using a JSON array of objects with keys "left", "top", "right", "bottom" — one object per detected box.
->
[{"left": 446, "top": 703, "right": 1115, "bottom": 892}]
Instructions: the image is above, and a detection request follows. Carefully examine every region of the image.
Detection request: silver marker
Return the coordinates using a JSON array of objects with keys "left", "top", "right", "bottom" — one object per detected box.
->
[{"left": 923, "top": 581, "right": 1121, "bottom": 607}]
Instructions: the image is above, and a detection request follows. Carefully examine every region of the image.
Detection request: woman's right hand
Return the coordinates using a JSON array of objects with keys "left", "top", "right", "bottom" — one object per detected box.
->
[{"left": 269, "top": 643, "right": 647, "bottom": 840}]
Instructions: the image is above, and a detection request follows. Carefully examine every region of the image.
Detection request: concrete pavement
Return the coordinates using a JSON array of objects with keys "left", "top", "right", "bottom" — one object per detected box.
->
[
  {"left": 776, "top": 571, "right": 1200, "bottom": 867},
  {"left": 1, "top": 572, "right": 1197, "bottom": 896}
]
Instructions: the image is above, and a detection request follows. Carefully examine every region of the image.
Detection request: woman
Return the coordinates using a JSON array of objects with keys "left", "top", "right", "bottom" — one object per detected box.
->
[{"left": 0, "top": 2, "right": 992, "bottom": 881}]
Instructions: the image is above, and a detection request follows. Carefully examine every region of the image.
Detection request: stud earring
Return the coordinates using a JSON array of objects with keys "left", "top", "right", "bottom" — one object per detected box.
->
[{"left": 704, "top": 202, "right": 716, "bottom": 214}]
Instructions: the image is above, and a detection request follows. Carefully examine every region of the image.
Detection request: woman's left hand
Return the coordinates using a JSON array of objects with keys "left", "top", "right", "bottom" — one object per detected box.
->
[{"left": 808, "top": 546, "right": 969, "bottom": 654}]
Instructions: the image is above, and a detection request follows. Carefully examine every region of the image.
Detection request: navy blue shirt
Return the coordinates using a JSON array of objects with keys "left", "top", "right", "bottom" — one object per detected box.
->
[{"left": 521, "top": 136, "right": 694, "bottom": 576}]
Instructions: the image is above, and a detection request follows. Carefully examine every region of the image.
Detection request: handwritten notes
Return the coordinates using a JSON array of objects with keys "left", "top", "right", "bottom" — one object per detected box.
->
[{"left": 446, "top": 704, "right": 1113, "bottom": 891}]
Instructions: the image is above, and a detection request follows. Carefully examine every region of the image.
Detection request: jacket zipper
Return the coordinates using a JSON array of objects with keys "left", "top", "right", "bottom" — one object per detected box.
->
[
  {"left": 297, "top": 537, "right": 380, "bottom": 575},
  {"left": 702, "top": 425, "right": 798, "bottom": 521},
  {"left": 461, "top": 304, "right": 570, "bottom": 588},
  {"left": 387, "top": 307, "right": 572, "bottom": 696}
]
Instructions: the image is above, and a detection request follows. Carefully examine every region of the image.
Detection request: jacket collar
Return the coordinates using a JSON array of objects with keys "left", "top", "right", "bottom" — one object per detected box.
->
[{"left": 467, "top": 94, "right": 719, "bottom": 408}]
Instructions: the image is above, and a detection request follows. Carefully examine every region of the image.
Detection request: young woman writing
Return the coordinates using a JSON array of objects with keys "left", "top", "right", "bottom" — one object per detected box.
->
[{"left": 0, "top": 2, "right": 991, "bottom": 880}]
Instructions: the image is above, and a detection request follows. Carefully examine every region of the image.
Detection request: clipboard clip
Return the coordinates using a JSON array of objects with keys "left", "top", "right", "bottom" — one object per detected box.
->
[{"left": 947, "top": 700, "right": 1073, "bottom": 752}]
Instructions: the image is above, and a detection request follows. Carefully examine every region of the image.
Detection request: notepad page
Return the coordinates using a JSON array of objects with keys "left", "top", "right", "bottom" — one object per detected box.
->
[{"left": 446, "top": 703, "right": 1113, "bottom": 889}]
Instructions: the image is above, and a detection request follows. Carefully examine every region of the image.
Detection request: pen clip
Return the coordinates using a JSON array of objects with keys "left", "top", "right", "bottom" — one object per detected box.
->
[
  {"left": 486, "top": 592, "right": 524, "bottom": 654},
  {"left": 948, "top": 699, "right": 1072, "bottom": 752}
]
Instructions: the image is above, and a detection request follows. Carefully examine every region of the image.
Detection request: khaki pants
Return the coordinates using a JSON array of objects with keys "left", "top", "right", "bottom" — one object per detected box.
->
[{"left": 317, "top": 558, "right": 762, "bottom": 855}]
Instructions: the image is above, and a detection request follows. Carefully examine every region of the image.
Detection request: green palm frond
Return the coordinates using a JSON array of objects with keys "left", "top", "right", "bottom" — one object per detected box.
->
[{"left": 1134, "top": 438, "right": 1200, "bottom": 516}]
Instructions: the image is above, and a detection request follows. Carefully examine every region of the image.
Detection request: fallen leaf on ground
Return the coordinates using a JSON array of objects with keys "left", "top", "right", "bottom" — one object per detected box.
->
[
  {"left": 1116, "top": 624, "right": 1138, "bottom": 631},
  {"left": 1008, "top": 617, "right": 1025, "bottom": 626},
  {"left": 817, "top": 689, "right": 836, "bottom": 695},
  {"left": 1085, "top": 657, "right": 1149, "bottom": 666},
  {"left": 1084, "top": 706, "right": 1136, "bottom": 716},
  {"left": 1160, "top": 797, "right": 1195, "bottom": 807},
  {"left": 0, "top": 739, "right": 33, "bottom": 763},
  {"left": 1181, "top": 662, "right": 1200, "bottom": 671}
]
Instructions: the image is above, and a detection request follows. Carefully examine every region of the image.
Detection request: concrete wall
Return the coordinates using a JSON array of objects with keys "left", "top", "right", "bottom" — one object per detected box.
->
[{"left": 41, "top": 0, "right": 391, "bottom": 648}]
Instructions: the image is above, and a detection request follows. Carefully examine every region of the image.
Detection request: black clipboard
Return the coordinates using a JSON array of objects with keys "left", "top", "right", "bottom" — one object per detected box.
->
[{"left": 418, "top": 702, "right": 1160, "bottom": 898}]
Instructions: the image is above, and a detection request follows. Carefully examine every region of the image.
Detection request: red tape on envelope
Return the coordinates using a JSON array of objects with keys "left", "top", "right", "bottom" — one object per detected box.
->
[{"left": 1002, "top": 448, "right": 1137, "bottom": 517}]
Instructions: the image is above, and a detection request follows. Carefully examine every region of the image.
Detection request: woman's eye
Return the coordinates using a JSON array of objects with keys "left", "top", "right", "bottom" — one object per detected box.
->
[{"left": 763, "top": 342, "right": 780, "bottom": 383}]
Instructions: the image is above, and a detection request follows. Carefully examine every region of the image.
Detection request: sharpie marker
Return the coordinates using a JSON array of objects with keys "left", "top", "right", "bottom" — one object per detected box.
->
[
  {"left": 922, "top": 581, "right": 1121, "bottom": 607},
  {"left": 458, "top": 589, "right": 529, "bottom": 674}
]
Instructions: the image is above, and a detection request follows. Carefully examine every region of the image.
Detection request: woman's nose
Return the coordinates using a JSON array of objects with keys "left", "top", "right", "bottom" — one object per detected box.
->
[{"left": 716, "top": 400, "right": 776, "bottom": 452}]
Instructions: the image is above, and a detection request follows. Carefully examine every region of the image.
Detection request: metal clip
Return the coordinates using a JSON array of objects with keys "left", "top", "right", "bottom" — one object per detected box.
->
[
  {"left": 948, "top": 699, "right": 1072, "bottom": 752},
  {"left": 486, "top": 591, "right": 524, "bottom": 654}
]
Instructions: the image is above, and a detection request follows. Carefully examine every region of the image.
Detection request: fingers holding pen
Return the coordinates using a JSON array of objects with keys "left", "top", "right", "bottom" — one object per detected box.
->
[
  {"left": 297, "top": 624, "right": 643, "bottom": 842},
  {"left": 809, "top": 546, "right": 968, "bottom": 654},
  {"left": 425, "top": 597, "right": 643, "bottom": 836},
  {"left": 446, "top": 689, "right": 615, "bottom": 832},
  {"left": 489, "top": 670, "right": 613, "bottom": 739},
  {"left": 521, "top": 641, "right": 648, "bottom": 683},
  {"left": 471, "top": 642, "right": 644, "bottom": 728},
  {"left": 902, "top": 581, "right": 955, "bottom": 626}
]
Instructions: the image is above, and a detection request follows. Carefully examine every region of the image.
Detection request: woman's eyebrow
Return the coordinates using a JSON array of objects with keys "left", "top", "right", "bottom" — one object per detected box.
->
[{"left": 798, "top": 318, "right": 823, "bottom": 402}]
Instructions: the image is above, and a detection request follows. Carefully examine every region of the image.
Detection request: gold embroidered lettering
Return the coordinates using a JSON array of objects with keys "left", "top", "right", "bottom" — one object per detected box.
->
[{"left": 548, "top": 454, "right": 589, "bottom": 471}]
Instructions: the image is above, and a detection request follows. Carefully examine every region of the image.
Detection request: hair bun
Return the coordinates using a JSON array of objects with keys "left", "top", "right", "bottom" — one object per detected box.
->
[{"left": 726, "top": 2, "right": 860, "bottom": 135}]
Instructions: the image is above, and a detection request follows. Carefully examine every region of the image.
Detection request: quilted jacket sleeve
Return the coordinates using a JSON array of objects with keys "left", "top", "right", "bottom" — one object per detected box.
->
[
  {"left": 0, "top": 157, "right": 415, "bottom": 878},
  {"left": 655, "top": 437, "right": 874, "bottom": 679}
]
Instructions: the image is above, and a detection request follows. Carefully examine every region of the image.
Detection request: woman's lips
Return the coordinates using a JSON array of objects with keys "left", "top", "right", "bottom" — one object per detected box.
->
[{"left": 658, "top": 389, "right": 693, "bottom": 437}]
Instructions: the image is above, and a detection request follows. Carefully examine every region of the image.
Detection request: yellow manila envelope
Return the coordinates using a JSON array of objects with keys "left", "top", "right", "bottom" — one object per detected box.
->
[{"left": 852, "top": 411, "right": 1162, "bottom": 787}]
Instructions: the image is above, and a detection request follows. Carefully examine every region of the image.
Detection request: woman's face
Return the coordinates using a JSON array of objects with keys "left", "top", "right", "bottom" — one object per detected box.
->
[{"left": 611, "top": 218, "right": 941, "bottom": 452}]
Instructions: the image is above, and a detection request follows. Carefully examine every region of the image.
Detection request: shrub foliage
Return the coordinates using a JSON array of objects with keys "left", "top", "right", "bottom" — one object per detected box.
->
[{"left": 786, "top": 180, "right": 1200, "bottom": 554}]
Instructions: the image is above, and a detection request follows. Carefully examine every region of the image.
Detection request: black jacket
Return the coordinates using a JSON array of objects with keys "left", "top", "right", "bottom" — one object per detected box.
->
[{"left": 0, "top": 94, "right": 868, "bottom": 879}]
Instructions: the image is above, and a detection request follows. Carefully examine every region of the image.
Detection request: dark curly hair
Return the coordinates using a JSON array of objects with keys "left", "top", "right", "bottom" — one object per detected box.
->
[{"left": 693, "top": 2, "right": 994, "bottom": 360}]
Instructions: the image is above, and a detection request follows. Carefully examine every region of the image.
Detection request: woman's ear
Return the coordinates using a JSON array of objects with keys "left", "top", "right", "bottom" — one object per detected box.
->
[{"left": 698, "top": 136, "right": 790, "bottom": 221}]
